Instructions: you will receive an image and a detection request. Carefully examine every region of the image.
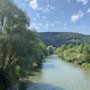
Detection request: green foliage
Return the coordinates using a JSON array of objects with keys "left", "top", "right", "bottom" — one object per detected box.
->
[
  {"left": 67, "top": 44, "right": 74, "bottom": 48},
  {"left": 78, "top": 44, "right": 83, "bottom": 53},
  {"left": 83, "top": 45, "right": 89, "bottom": 54},
  {"left": 47, "top": 46, "right": 55, "bottom": 55},
  {"left": 82, "top": 63, "right": 90, "bottom": 68},
  {"left": 39, "top": 32, "right": 90, "bottom": 47},
  {"left": 0, "top": 0, "right": 48, "bottom": 89},
  {"left": 55, "top": 44, "right": 90, "bottom": 65},
  {"left": 40, "top": 42, "right": 48, "bottom": 56}
]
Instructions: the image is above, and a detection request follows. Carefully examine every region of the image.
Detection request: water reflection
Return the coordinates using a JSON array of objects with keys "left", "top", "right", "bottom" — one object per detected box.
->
[
  {"left": 19, "top": 82, "right": 64, "bottom": 90},
  {"left": 43, "top": 64, "right": 55, "bottom": 69},
  {"left": 10, "top": 55, "right": 90, "bottom": 90}
]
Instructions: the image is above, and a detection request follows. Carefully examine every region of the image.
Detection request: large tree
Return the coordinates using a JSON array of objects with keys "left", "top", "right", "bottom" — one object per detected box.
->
[{"left": 0, "top": 0, "right": 46, "bottom": 89}]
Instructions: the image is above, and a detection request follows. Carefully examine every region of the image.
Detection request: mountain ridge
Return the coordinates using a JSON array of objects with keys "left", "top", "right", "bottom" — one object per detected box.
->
[{"left": 39, "top": 32, "right": 90, "bottom": 47}]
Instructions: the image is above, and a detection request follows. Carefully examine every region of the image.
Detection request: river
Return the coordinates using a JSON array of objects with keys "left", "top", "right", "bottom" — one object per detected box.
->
[{"left": 16, "top": 55, "right": 90, "bottom": 90}]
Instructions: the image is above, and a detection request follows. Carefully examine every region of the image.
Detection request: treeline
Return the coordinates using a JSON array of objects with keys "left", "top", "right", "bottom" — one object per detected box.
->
[
  {"left": 40, "top": 32, "right": 90, "bottom": 68},
  {"left": 55, "top": 44, "right": 90, "bottom": 68},
  {"left": 0, "top": 0, "right": 48, "bottom": 89},
  {"left": 39, "top": 32, "right": 90, "bottom": 47}
]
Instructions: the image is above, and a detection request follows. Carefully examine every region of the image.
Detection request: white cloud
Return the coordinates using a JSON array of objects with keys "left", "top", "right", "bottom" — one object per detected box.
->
[
  {"left": 42, "top": 16, "right": 47, "bottom": 19},
  {"left": 39, "top": 23, "right": 43, "bottom": 26},
  {"left": 30, "top": 1, "right": 55, "bottom": 13},
  {"left": 43, "top": 4, "right": 50, "bottom": 13},
  {"left": 29, "top": 0, "right": 55, "bottom": 13},
  {"left": 51, "top": 23, "right": 55, "bottom": 26},
  {"left": 37, "top": 4, "right": 55, "bottom": 13},
  {"left": 30, "top": 23, "right": 41, "bottom": 30},
  {"left": 45, "top": 24, "right": 49, "bottom": 29},
  {"left": 36, "top": 26, "right": 40, "bottom": 29},
  {"left": 50, "top": 6, "right": 55, "bottom": 10},
  {"left": 43, "top": 8, "right": 49, "bottom": 13},
  {"left": 59, "top": 27, "right": 69, "bottom": 30},
  {"left": 30, "top": 23, "right": 36, "bottom": 28},
  {"left": 45, "top": 23, "right": 55, "bottom": 29},
  {"left": 77, "top": 0, "right": 88, "bottom": 5},
  {"left": 71, "top": 10, "right": 84, "bottom": 22},
  {"left": 32, "top": 18, "right": 37, "bottom": 21},
  {"left": 30, "top": 0, "right": 38, "bottom": 10},
  {"left": 87, "top": 8, "right": 90, "bottom": 13},
  {"left": 64, "top": 24, "right": 67, "bottom": 26},
  {"left": 55, "top": 20, "right": 62, "bottom": 24},
  {"left": 36, "top": 12, "right": 40, "bottom": 18},
  {"left": 37, "top": 7, "right": 43, "bottom": 11}
]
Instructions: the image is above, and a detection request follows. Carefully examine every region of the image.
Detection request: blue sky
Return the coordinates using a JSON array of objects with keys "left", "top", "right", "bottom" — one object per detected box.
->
[{"left": 14, "top": 0, "right": 90, "bottom": 34}]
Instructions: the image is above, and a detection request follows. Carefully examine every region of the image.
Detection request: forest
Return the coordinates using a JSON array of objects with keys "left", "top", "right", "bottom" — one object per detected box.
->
[
  {"left": 55, "top": 44, "right": 90, "bottom": 67},
  {"left": 39, "top": 32, "right": 90, "bottom": 47}
]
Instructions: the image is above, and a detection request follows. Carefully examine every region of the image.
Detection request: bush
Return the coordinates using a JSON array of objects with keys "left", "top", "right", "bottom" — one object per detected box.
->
[{"left": 82, "top": 63, "right": 90, "bottom": 68}]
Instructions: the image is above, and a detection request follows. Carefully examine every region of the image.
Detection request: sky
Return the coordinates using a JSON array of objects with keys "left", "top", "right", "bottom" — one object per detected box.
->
[{"left": 13, "top": 0, "right": 90, "bottom": 34}]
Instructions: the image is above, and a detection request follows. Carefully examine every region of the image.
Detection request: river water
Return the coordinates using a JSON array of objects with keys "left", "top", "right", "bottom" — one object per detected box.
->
[{"left": 18, "top": 55, "right": 90, "bottom": 90}]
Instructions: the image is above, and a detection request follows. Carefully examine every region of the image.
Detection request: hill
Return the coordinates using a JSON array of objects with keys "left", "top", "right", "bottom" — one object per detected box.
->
[{"left": 39, "top": 32, "right": 90, "bottom": 47}]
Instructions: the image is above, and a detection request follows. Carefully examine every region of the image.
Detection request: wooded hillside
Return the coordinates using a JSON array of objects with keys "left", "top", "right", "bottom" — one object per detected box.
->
[{"left": 39, "top": 32, "right": 90, "bottom": 47}]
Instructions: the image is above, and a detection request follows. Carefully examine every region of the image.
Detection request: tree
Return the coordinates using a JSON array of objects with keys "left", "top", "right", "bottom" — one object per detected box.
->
[
  {"left": 83, "top": 44, "right": 89, "bottom": 54},
  {"left": 40, "top": 42, "right": 48, "bottom": 56},
  {"left": 68, "top": 44, "right": 73, "bottom": 48},
  {"left": 78, "top": 44, "right": 83, "bottom": 53},
  {"left": 47, "top": 46, "right": 55, "bottom": 55},
  {"left": 0, "top": 0, "right": 47, "bottom": 89}
]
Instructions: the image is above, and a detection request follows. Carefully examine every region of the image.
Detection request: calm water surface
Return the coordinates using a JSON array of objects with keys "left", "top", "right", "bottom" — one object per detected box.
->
[{"left": 19, "top": 55, "right": 90, "bottom": 90}]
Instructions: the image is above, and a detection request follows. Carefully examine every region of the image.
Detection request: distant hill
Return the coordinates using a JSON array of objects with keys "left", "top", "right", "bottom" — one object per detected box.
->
[{"left": 39, "top": 32, "right": 90, "bottom": 47}]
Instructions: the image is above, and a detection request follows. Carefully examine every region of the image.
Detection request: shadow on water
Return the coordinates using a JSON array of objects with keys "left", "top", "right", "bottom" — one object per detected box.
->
[
  {"left": 19, "top": 81, "right": 64, "bottom": 90},
  {"left": 44, "top": 60, "right": 54, "bottom": 64},
  {"left": 43, "top": 64, "right": 55, "bottom": 69}
]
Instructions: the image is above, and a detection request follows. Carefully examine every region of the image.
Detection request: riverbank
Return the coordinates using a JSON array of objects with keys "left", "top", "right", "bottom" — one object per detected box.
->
[
  {"left": 9, "top": 55, "right": 90, "bottom": 90},
  {"left": 55, "top": 44, "right": 90, "bottom": 68}
]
